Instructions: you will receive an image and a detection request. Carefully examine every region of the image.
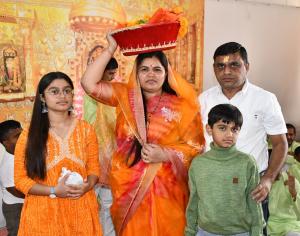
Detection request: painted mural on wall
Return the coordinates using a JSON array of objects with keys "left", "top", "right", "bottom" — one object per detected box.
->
[
  {"left": 0, "top": 44, "right": 25, "bottom": 95},
  {"left": 0, "top": 0, "right": 204, "bottom": 125}
]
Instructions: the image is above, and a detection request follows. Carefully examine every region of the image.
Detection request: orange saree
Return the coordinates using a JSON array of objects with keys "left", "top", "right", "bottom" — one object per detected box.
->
[{"left": 91, "top": 64, "right": 205, "bottom": 236}]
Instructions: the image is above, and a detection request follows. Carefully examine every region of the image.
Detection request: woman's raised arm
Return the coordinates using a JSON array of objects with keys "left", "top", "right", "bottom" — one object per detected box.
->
[{"left": 81, "top": 34, "right": 118, "bottom": 102}]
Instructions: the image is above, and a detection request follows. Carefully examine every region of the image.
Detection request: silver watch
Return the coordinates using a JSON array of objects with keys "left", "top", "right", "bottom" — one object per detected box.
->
[{"left": 49, "top": 187, "right": 56, "bottom": 198}]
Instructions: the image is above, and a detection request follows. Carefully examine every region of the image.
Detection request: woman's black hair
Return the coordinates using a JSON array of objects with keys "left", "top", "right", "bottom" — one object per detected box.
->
[
  {"left": 25, "top": 71, "right": 73, "bottom": 179},
  {"left": 127, "top": 51, "right": 176, "bottom": 167}
]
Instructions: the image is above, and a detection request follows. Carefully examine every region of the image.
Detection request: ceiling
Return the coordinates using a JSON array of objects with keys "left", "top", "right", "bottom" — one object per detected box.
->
[
  {"left": 238, "top": 0, "right": 300, "bottom": 7},
  {"left": 2, "top": 0, "right": 300, "bottom": 8}
]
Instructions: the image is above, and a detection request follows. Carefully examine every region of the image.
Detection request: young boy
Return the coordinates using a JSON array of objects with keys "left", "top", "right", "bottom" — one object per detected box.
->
[
  {"left": 0, "top": 120, "right": 24, "bottom": 236},
  {"left": 185, "top": 104, "right": 264, "bottom": 236}
]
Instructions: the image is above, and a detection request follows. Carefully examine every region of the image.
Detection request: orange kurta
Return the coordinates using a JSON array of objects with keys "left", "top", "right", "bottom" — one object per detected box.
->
[{"left": 14, "top": 119, "right": 102, "bottom": 236}]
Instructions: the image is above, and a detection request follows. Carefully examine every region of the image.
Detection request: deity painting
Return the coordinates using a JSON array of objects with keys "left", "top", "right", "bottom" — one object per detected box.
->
[{"left": 0, "top": 44, "right": 26, "bottom": 95}]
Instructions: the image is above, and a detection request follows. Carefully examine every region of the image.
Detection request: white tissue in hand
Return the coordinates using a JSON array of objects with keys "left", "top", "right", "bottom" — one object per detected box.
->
[{"left": 58, "top": 167, "right": 83, "bottom": 185}]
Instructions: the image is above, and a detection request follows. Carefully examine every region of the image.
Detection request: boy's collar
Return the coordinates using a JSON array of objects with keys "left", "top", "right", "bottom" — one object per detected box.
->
[{"left": 210, "top": 142, "right": 237, "bottom": 152}]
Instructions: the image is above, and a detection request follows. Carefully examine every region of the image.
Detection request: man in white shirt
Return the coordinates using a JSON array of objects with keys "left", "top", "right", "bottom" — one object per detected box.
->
[
  {"left": 0, "top": 120, "right": 24, "bottom": 236},
  {"left": 199, "top": 42, "right": 287, "bottom": 203}
]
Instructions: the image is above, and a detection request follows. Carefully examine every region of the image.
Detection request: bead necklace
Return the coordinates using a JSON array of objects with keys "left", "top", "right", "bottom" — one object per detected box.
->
[{"left": 146, "top": 92, "right": 163, "bottom": 131}]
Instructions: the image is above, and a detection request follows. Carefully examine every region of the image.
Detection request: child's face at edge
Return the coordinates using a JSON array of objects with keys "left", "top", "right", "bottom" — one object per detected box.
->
[{"left": 206, "top": 120, "right": 240, "bottom": 148}]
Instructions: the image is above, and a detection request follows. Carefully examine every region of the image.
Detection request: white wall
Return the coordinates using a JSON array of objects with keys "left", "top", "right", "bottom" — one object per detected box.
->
[
  {"left": 244, "top": 0, "right": 300, "bottom": 7},
  {"left": 204, "top": 0, "right": 300, "bottom": 139}
]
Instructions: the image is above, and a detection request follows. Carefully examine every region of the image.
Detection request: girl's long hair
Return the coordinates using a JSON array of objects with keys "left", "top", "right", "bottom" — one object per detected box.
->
[
  {"left": 127, "top": 51, "right": 176, "bottom": 167},
  {"left": 25, "top": 72, "right": 73, "bottom": 179}
]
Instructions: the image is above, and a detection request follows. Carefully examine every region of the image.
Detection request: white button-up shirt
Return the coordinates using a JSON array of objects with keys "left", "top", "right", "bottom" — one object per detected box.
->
[
  {"left": 199, "top": 80, "right": 287, "bottom": 172},
  {"left": 0, "top": 151, "right": 24, "bottom": 204}
]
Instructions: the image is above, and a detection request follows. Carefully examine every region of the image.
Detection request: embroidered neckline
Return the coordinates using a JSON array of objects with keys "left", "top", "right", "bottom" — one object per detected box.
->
[
  {"left": 47, "top": 119, "right": 85, "bottom": 171},
  {"left": 49, "top": 118, "right": 77, "bottom": 142}
]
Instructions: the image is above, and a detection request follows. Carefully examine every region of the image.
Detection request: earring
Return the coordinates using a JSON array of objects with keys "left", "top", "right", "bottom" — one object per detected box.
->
[
  {"left": 68, "top": 105, "right": 74, "bottom": 112},
  {"left": 41, "top": 101, "right": 48, "bottom": 113}
]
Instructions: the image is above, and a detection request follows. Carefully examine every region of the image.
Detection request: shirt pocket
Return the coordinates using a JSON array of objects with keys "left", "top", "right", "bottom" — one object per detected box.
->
[{"left": 224, "top": 173, "right": 247, "bottom": 202}]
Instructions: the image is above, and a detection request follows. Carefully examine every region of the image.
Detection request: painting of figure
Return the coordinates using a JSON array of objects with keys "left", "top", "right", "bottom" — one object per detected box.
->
[{"left": 0, "top": 44, "right": 25, "bottom": 95}]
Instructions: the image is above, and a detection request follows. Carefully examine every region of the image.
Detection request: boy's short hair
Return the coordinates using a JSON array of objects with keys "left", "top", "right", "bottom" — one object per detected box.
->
[
  {"left": 295, "top": 146, "right": 300, "bottom": 157},
  {"left": 208, "top": 104, "right": 243, "bottom": 128},
  {"left": 0, "top": 120, "right": 21, "bottom": 143},
  {"left": 105, "top": 57, "right": 118, "bottom": 70}
]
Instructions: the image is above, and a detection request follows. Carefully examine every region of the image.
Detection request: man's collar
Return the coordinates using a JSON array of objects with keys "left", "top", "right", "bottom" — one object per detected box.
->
[{"left": 240, "top": 79, "right": 249, "bottom": 94}]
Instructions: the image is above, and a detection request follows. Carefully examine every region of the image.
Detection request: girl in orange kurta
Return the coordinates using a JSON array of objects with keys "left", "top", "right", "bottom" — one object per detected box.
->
[
  {"left": 14, "top": 72, "right": 102, "bottom": 236},
  {"left": 81, "top": 34, "right": 205, "bottom": 236}
]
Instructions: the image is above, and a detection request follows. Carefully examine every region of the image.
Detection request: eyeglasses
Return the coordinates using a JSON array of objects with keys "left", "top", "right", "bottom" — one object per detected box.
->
[
  {"left": 213, "top": 61, "right": 243, "bottom": 71},
  {"left": 44, "top": 87, "right": 73, "bottom": 97}
]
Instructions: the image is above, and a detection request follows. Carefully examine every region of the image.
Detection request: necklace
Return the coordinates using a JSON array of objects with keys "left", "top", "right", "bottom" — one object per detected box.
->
[{"left": 146, "top": 93, "right": 163, "bottom": 131}]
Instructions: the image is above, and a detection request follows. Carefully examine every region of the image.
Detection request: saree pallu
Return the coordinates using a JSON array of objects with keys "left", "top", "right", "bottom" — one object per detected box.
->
[{"left": 111, "top": 93, "right": 204, "bottom": 236}]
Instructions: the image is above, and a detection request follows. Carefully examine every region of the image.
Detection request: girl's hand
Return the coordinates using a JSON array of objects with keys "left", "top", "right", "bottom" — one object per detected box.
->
[
  {"left": 141, "top": 143, "right": 168, "bottom": 163},
  {"left": 66, "top": 180, "right": 91, "bottom": 199},
  {"left": 54, "top": 174, "right": 72, "bottom": 198}
]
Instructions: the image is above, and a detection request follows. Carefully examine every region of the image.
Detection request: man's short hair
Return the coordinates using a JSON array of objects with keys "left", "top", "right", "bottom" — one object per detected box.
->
[
  {"left": 213, "top": 42, "right": 249, "bottom": 64},
  {"left": 208, "top": 104, "right": 243, "bottom": 128},
  {"left": 105, "top": 57, "right": 118, "bottom": 70},
  {"left": 286, "top": 123, "right": 296, "bottom": 133},
  {"left": 0, "top": 120, "right": 21, "bottom": 143},
  {"left": 294, "top": 146, "right": 300, "bottom": 157}
]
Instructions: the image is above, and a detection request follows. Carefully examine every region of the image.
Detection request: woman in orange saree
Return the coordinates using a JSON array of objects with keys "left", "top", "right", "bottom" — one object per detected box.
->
[{"left": 81, "top": 35, "right": 205, "bottom": 236}]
